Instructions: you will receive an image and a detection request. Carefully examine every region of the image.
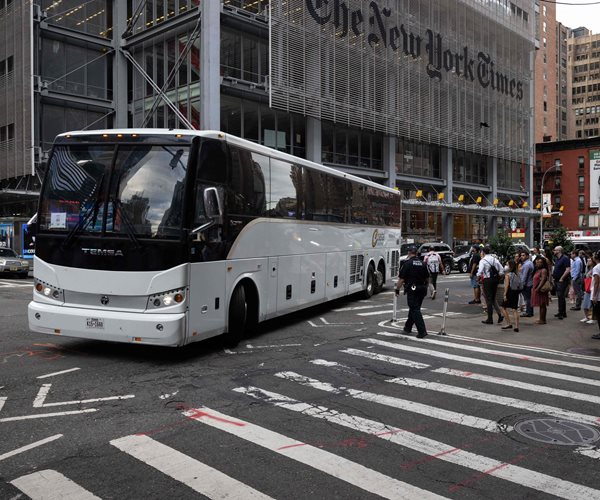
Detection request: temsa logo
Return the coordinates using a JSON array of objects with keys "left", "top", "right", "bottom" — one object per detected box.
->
[{"left": 81, "top": 248, "right": 124, "bottom": 257}]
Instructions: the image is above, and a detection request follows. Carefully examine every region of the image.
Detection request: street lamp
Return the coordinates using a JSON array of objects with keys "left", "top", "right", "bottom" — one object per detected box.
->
[{"left": 539, "top": 161, "right": 561, "bottom": 245}]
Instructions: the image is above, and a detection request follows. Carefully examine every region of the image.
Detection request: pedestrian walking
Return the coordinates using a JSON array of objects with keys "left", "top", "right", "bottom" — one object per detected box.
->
[
  {"left": 396, "top": 245, "right": 430, "bottom": 338},
  {"left": 424, "top": 246, "right": 444, "bottom": 299},
  {"left": 552, "top": 246, "right": 571, "bottom": 319},
  {"left": 478, "top": 246, "right": 504, "bottom": 325},
  {"left": 519, "top": 250, "right": 534, "bottom": 317},
  {"left": 590, "top": 251, "right": 600, "bottom": 340},
  {"left": 532, "top": 256, "right": 550, "bottom": 324},
  {"left": 569, "top": 249, "right": 585, "bottom": 312},
  {"left": 468, "top": 245, "right": 482, "bottom": 304},
  {"left": 500, "top": 260, "right": 522, "bottom": 332},
  {"left": 581, "top": 254, "right": 594, "bottom": 324}
]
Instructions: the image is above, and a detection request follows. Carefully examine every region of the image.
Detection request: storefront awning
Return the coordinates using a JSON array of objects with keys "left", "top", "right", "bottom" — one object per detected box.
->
[{"left": 401, "top": 199, "right": 539, "bottom": 218}]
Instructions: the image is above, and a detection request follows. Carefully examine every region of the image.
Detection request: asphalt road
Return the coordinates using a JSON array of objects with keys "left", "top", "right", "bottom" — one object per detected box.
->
[{"left": 2, "top": 274, "right": 600, "bottom": 499}]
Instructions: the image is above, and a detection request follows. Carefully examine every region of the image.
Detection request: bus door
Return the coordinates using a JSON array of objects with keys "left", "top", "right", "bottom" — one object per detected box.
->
[{"left": 187, "top": 140, "right": 229, "bottom": 339}]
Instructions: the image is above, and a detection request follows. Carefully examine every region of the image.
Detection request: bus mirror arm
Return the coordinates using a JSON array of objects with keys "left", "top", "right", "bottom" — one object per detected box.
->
[{"left": 191, "top": 220, "right": 216, "bottom": 236}]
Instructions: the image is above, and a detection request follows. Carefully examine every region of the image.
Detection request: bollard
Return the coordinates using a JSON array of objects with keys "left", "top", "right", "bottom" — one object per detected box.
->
[
  {"left": 392, "top": 290, "right": 398, "bottom": 322},
  {"left": 438, "top": 287, "right": 450, "bottom": 335}
]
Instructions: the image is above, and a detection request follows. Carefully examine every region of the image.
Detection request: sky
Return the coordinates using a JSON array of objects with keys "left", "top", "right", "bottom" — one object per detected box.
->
[{"left": 556, "top": 0, "right": 600, "bottom": 33}]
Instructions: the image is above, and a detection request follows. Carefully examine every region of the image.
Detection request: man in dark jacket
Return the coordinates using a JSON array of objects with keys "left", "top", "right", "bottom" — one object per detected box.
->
[{"left": 396, "top": 245, "right": 430, "bottom": 338}]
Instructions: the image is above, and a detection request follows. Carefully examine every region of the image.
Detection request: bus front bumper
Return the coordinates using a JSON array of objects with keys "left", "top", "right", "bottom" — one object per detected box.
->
[{"left": 28, "top": 301, "right": 186, "bottom": 347}]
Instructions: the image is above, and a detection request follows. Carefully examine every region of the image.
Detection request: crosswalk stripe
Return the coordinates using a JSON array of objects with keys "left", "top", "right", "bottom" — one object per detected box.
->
[
  {"left": 446, "top": 333, "right": 600, "bottom": 361},
  {"left": 274, "top": 371, "right": 504, "bottom": 432},
  {"left": 182, "top": 406, "right": 444, "bottom": 499},
  {"left": 377, "top": 332, "right": 600, "bottom": 374},
  {"left": 110, "top": 434, "right": 272, "bottom": 499},
  {"left": 432, "top": 368, "right": 600, "bottom": 405},
  {"left": 340, "top": 348, "right": 431, "bottom": 369},
  {"left": 387, "top": 377, "right": 600, "bottom": 427},
  {"left": 234, "top": 386, "right": 600, "bottom": 500},
  {"left": 11, "top": 470, "right": 100, "bottom": 500},
  {"left": 362, "top": 338, "right": 600, "bottom": 387}
]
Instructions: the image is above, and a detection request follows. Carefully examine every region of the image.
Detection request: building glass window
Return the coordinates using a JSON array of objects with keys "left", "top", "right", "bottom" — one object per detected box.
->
[
  {"left": 579, "top": 195, "right": 585, "bottom": 209},
  {"left": 322, "top": 123, "right": 383, "bottom": 170}
]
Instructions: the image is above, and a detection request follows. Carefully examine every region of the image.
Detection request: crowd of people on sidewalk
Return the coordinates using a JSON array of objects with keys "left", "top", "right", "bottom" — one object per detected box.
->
[{"left": 466, "top": 243, "right": 600, "bottom": 340}]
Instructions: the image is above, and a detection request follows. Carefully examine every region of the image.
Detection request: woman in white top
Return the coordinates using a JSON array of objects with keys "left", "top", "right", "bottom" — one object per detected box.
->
[{"left": 590, "top": 251, "right": 600, "bottom": 340}]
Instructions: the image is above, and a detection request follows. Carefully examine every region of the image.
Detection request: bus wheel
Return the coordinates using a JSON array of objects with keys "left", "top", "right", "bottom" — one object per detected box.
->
[
  {"left": 362, "top": 266, "right": 375, "bottom": 299},
  {"left": 374, "top": 263, "right": 385, "bottom": 294},
  {"left": 224, "top": 285, "right": 247, "bottom": 348}
]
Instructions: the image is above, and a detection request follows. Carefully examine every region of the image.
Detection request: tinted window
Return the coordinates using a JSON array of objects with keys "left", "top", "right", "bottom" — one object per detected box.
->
[
  {"left": 303, "top": 169, "right": 349, "bottom": 223},
  {"left": 269, "top": 158, "right": 301, "bottom": 219},
  {"left": 228, "top": 147, "right": 267, "bottom": 216},
  {"left": 197, "top": 139, "right": 227, "bottom": 183}
]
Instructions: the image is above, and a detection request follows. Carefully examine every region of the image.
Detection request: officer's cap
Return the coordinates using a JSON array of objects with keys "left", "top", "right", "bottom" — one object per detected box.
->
[{"left": 406, "top": 244, "right": 418, "bottom": 254}]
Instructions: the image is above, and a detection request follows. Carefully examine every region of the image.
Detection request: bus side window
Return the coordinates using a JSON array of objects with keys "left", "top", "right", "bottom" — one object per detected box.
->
[
  {"left": 197, "top": 139, "right": 227, "bottom": 183},
  {"left": 269, "top": 158, "right": 302, "bottom": 219},
  {"left": 229, "top": 147, "right": 267, "bottom": 216}
]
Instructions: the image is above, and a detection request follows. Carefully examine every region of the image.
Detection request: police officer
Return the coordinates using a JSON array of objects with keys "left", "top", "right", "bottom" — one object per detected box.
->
[{"left": 395, "top": 245, "right": 430, "bottom": 338}]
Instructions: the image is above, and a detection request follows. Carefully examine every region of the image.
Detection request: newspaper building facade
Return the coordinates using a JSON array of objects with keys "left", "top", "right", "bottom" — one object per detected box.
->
[{"left": 0, "top": 0, "right": 538, "bottom": 250}]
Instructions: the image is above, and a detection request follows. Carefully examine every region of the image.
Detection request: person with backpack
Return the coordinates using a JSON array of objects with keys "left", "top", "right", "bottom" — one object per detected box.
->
[
  {"left": 477, "top": 246, "right": 504, "bottom": 325},
  {"left": 424, "top": 246, "right": 445, "bottom": 299},
  {"left": 552, "top": 246, "right": 571, "bottom": 319},
  {"left": 500, "top": 260, "right": 522, "bottom": 332}
]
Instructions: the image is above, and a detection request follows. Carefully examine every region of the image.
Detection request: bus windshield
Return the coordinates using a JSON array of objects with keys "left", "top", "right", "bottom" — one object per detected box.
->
[{"left": 39, "top": 144, "right": 189, "bottom": 239}]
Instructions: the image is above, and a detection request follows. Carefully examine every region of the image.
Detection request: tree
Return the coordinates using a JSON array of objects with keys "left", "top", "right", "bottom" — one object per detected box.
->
[
  {"left": 489, "top": 229, "right": 515, "bottom": 264},
  {"left": 548, "top": 226, "right": 573, "bottom": 253}
]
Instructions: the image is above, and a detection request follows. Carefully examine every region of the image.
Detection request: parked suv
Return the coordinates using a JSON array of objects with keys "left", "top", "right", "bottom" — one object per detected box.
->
[
  {"left": 0, "top": 248, "right": 30, "bottom": 278},
  {"left": 417, "top": 243, "right": 454, "bottom": 275}
]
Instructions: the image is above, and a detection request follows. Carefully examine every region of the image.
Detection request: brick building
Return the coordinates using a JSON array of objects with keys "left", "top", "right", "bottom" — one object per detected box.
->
[{"left": 536, "top": 137, "right": 600, "bottom": 240}]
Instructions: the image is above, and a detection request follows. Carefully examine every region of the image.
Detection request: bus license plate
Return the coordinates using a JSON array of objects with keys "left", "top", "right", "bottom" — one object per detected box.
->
[{"left": 86, "top": 317, "right": 104, "bottom": 329}]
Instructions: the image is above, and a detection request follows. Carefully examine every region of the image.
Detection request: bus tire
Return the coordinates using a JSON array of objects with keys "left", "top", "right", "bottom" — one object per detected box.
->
[
  {"left": 374, "top": 261, "right": 385, "bottom": 294},
  {"left": 362, "top": 266, "right": 375, "bottom": 299},
  {"left": 224, "top": 285, "right": 247, "bottom": 348}
]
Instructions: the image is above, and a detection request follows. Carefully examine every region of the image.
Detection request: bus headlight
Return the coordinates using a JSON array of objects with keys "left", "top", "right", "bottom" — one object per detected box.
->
[
  {"left": 34, "top": 279, "right": 64, "bottom": 302},
  {"left": 147, "top": 288, "right": 186, "bottom": 309}
]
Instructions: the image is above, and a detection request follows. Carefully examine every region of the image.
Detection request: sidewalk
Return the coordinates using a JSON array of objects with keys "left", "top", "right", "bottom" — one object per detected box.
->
[{"left": 442, "top": 299, "right": 600, "bottom": 355}]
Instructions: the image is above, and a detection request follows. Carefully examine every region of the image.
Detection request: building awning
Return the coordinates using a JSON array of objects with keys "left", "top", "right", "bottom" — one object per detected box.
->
[{"left": 402, "top": 199, "right": 539, "bottom": 218}]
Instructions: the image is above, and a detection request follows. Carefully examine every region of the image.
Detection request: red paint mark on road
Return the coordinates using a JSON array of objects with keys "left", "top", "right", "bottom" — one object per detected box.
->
[
  {"left": 449, "top": 446, "right": 550, "bottom": 493},
  {"left": 277, "top": 443, "right": 307, "bottom": 451},
  {"left": 181, "top": 406, "right": 246, "bottom": 427},
  {"left": 462, "top": 372, "right": 474, "bottom": 377}
]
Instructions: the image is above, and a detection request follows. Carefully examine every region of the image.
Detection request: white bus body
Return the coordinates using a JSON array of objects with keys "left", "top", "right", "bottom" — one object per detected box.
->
[{"left": 29, "top": 130, "right": 402, "bottom": 347}]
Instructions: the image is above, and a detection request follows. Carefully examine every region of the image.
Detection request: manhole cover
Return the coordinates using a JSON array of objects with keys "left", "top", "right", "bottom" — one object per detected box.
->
[
  {"left": 567, "top": 347, "right": 600, "bottom": 357},
  {"left": 514, "top": 419, "right": 600, "bottom": 446}
]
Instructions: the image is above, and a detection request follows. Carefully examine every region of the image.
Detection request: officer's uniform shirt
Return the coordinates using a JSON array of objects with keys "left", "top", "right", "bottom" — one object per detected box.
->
[{"left": 399, "top": 256, "right": 430, "bottom": 287}]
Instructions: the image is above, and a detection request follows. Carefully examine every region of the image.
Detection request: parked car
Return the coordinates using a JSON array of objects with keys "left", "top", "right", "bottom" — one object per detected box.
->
[
  {"left": 453, "top": 250, "right": 472, "bottom": 273},
  {"left": 416, "top": 243, "right": 454, "bottom": 275},
  {"left": 0, "top": 248, "right": 30, "bottom": 278}
]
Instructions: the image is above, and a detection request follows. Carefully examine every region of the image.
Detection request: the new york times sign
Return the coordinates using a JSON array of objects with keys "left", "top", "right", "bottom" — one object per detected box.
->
[{"left": 306, "top": 0, "right": 524, "bottom": 101}]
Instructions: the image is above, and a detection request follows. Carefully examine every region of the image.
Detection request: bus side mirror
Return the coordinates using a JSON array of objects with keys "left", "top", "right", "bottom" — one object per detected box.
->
[{"left": 204, "top": 187, "right": 223, "bottom": 223}]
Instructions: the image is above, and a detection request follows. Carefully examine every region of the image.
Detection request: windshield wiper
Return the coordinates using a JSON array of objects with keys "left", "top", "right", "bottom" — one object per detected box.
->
[
  {"left": 112, "top": 198, "right": 143, "bottom": 250},
  {"left": 61, "top": 197, "right": 105, "bottom": 250}
]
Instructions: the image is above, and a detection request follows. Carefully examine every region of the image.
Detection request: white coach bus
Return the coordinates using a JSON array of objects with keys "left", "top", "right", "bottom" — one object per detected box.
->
[{"left": 28, "top": 130, "right": 402, "bottom": 347}]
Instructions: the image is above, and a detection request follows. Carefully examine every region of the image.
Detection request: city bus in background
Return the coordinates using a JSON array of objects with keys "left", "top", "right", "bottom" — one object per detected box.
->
[
  {"left": 572, "top": 236, "right": 600, "bottom": 253},
  {"left": 28, "top": 130, "right": 402, "bottom": 347}
]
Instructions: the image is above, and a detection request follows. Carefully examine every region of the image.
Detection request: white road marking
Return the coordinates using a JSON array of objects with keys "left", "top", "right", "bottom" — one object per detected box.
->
[
  {"left": 387, "top": 377, "right": 600, "bottom": 427},
  {"left": 376, "top": 331, "right": 600, "bottom": 374},
  {"left": 275, "top": 371, "right": 505, "bottom": 433},
  {"left": 33, "top": 383, "right": 134, "bottom": 407},
  {"left": 377, "top": 332, "right": 600, "bottom": 372},
  {"left": 361, "top": 338, "right": 600, "bottom": 387},
  {"left": 576, "top": 447, "right": 600, "bottom": 460},
  {"left": 245, "top": 343, "right": 302, "bottom": 349},
  {"left": 0, "top": 409, "right": 97, "bottom": 422},
  {"left": 333, "top": 304, "right": 390, "bottom": 312},
  {"left": 308, "top": 317, "right": 364, "bottom": 327},
  {"left": 159, "top": 391, "right": 179, "bottom": 400},
  {"left": 0, "top": 435, "right": 63, "bottom": 462},
  {"left": 235, "top": 386, "right": 600, "bottom": 500},
  {"left": 183, "top": 406, "right": 446, "bottom": 500},
  {"left": 340, "top": 348, "right": 430, "bottom": 369},
  {"left": 36, "top": 368, "right": 80, "bottom": 379},
  {"left": 310, "top": 359, "right": 350, "bottom": 368},
  {"left": 446, "top": 333, "right": 600, "bottom": 362},
  {"left": 11, "top": 470, "right": 100, "bottom": 500},
  {"left": 432, "top": 368, "right": 600, "bottom": 405},
  {"left": 111, "top": 434, "right": 273, "bottom": 499},
  {"left": 358, "top": 309, "right": 431, "bottom": 317},
  {"left": 0, "top": 396, "right": 6, "bottom": 413}
]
